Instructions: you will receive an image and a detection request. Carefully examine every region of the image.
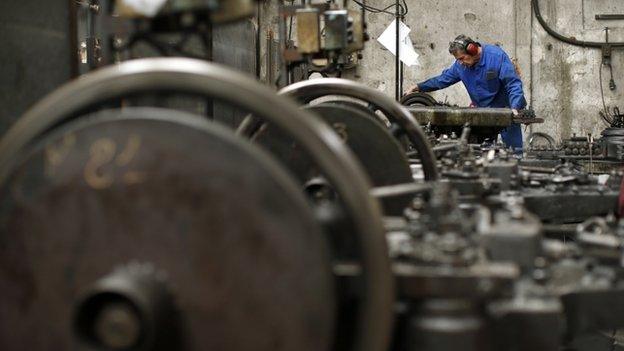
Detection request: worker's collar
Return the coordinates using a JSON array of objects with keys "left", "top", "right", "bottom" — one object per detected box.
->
[{"left": 476, "top": 45, "right": 486, "bottom": 67}]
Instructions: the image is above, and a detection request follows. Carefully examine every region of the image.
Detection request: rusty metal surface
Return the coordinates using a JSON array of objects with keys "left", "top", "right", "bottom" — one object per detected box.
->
[
  {"left": 513, "top": 116, "right": 545, "bottom": 125},
  {"left": 279, "top": 78, "right": 438, "bottom": 181},
  {"left": 407, "top": 106, "right": 545, "bottom": 127},
  {"left": 0, "top": 107, "right": 335, "bottom": 350},
  {"left": 296, "top": 8, "right": 321, "bottom": 54},
  {"left": 0, "top": 58, "right": 393, "bottom": 351},
  {"left": 253, "top": 103, "right": 415, "bottom": 216},
  {"left": 407, "top": 106, "right": 513, "bottom": 127}
]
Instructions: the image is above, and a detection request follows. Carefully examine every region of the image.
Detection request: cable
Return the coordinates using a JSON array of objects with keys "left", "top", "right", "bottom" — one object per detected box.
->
[
  {"left": 533, "top": 0, "right": 624, "bottom": 48},
  {"left": 599, "top": 62, "right": 611, "bottom": 122},
  {"left": 352, "top": 0, "right": 406, "bottom": 16},
  {"left": 599, "top": 62, "right": 615, "bottom": 125}
]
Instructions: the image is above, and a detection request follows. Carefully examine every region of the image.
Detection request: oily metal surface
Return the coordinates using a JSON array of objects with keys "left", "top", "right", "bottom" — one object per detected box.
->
[
  {"left": 407, "top": 106, "right": 513, "bottom": 127},
  {"left": 254, "top": 103, "right": 414, "bottom": 215},
  {"left": 406, "top": 106, "right": 544, "bottom": 127},
  {"left": 0, "top": 108, "right": 334, "bottom": 351},
  {"left": 521, "top": 189, "right": 619, "bottom": 223},
  {"left": 0, "top": 58, "right": 393, "bottom": 351}
]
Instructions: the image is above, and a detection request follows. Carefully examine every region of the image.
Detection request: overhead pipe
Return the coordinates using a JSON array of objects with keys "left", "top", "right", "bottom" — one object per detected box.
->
[{"left": 532, "top": 0, "right": 624, "bottom": 48}]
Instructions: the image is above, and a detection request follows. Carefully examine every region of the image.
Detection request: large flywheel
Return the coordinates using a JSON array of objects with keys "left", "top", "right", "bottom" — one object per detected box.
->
[
  {"left": 0, "top": 107, "right": 334, "bottom": 350},
  {"left": 0, "top": 58, "right": 393, "bottom": 351}
]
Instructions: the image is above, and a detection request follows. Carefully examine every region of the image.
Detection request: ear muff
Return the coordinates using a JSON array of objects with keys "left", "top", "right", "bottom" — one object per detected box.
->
[
  {"left": 449, "top": 36, "right": 480, "bottom": 56},
  {"left": 465, "top": 41, "right": 479, "bottom": 56}
]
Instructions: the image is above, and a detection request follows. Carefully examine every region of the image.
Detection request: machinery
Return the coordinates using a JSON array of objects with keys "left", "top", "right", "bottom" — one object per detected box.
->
[
  {"left": 401, "top": 92, "right": 543, "bottom": 144},
  {"left": 525, "top": 112, "right": 624, "bottom": 174},
  {"left": 3, "top": 2, "right": 624, "bottom": 351},
  {"left": 0, "top": 58, "right": 393, "bottom": 351},
  {"left": 279, "top": 2, "right": 368, "bottom": 82},
  {"left": 75, "top": 0, "right": 261, "bottom": 73}
]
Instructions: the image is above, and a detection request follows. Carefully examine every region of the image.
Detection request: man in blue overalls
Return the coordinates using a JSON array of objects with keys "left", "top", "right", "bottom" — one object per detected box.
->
[{"left": 408, "top": 35, "right": 527, "bottom": 152}]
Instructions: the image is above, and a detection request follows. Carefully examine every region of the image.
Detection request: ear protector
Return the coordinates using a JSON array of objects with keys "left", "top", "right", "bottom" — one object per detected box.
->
[{"left": 450, "top": 36, "right": 480, "bottom": 56}]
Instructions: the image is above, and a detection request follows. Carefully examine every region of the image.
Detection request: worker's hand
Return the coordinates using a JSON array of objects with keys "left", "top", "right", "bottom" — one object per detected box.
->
[
  {"left": 511, "top": 109, "right": 519, "bottom": 116},
  {"left": 407, "top": 84, "right": 420, "bottom": 94}
]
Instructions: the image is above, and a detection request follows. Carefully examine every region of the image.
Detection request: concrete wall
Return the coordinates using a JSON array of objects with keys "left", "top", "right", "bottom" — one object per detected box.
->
[
  {"left": 530, "top": 0, "right": 624, "bottom": 140},
  {"left": 259, "top": 0, "right": 624, "bottom": 142}
]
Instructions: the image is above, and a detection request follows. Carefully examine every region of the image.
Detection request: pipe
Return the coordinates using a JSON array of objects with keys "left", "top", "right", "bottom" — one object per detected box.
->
[
  {"left": 532, "top": 0, "right": 624, "bottom": 48},
  {"left": 255, "top": 1, "right": 261, "bottom": 78},
  {"left": 406, "top": 106, "right": 514, "bottom": 126},
  {"left": 395, "top": 0, "right": 400, "bottom": 101}
]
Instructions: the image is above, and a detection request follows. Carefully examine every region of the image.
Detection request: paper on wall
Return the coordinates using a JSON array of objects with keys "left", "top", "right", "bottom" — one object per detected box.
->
[
  {"left": 377, "top": 19, "right": 421, "bottom": 67},
  {"left": 119, "top": 0, "right": 168, "bottom": 17}
]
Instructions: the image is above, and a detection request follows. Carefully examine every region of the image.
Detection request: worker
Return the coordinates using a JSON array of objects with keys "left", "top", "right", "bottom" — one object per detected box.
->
[{"left": 408, "top": 35, "right": 527, "bottom": 152}]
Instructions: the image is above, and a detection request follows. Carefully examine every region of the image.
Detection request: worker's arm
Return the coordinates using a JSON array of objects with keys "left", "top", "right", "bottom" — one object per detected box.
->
[
  {"left": 411, "top": 63, "right": 461, "bottom": 93},
  {"left": 499, "top": 54, "right": 527, "bottom": 110}
]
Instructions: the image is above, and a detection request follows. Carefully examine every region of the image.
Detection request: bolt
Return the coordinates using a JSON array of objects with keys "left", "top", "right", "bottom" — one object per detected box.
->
[
  {"left": 533, "top": 268, "right": 548, "bottom": 283},
  {"left": 93, "top": 302, "right": 142, "bottom": 350}
]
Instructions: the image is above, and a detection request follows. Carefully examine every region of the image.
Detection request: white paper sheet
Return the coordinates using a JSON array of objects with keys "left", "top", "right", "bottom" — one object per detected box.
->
[{"left": 377, "top": 20, "right": 420, "bottom": 67}]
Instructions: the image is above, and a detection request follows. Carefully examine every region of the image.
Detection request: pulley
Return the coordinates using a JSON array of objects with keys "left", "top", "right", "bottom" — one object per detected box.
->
[
  {"left": 0, "top": 107, "right": 334, "bottom": 351},
  {"left": 249, "top": 102, "right": 415, "bottom": 216},
  {"left": 0, "top": 58, "right": 393, "bottom": 351}
]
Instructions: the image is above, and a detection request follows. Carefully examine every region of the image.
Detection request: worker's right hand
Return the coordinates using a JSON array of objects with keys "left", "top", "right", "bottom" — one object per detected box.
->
[{"left": 407, "top": 84, "right": 420, "bottom": 94}]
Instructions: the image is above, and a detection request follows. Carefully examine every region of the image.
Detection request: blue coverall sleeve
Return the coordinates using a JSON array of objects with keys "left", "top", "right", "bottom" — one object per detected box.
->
[
  {"left": 499, "top": 54, "right": 527, "bottom": 110},
  {"left": 417, "top": 63, "right": 461, "bottom": 92}
]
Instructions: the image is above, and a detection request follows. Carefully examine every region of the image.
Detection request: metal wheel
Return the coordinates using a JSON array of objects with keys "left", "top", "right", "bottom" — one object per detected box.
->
[
  {"left": 0, "top": 58, "right": 393, "bottom": 351},
  {"left": 399, "top": 92, "right": 440, "bottom": 107},
  {"left": 0, "top": 107, "right": 334, "bottom": 351},
  {"left": 278, "top": 78, "right": 438, "bottom": 181},
  {"left": 250, "top": 102, "right": 415, "bottom": 216}
]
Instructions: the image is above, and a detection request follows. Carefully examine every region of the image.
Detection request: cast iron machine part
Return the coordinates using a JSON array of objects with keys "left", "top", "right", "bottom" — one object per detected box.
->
[
  {"left": 241, "top": 101, "right": 416, "bottom": 216},
  {"left": 278, "top": 78, "right": 438, "bottom": 182},
  {"left": 400, "top": 92, "right": 543, "bottom": 145},
  {"left": 75, "top": 0, "right": 264, "bottom": 74},
  {"left": 380, "top": 184, "right": 624, "bottom": 351},
  {"left": 237, "top": 78, "right": 437, "bottom": 216},
  {"left": 524, "top": 126, "right": 624, "bottom": 173},
  {"left": 238, "top": 78, "right": 438, "bottom": 181},
  {"left": 278, "top": 3, "right": 368, "bottom": 85},
  {"left": 399, "top": 92, "right": 440, "bottom": 107},
  {"left": 0, "top": 58, "right": 393, "bottom": 351},
  {"left": 426, "top": 127, "right": 622, "bottom": 224}
]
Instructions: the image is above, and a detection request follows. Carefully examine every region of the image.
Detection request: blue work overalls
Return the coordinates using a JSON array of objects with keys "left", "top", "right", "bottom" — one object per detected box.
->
[{"left": 417, "top": 44, "right": 527, "bottom": 151}]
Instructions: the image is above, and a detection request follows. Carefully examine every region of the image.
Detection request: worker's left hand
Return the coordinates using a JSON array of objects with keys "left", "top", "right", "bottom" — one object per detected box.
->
[
  {"left": 511, "top": 109, "right": 519, "bottom": 116},
  {"left": 407, "top": 85, "right": 420, "bottom": 94}
]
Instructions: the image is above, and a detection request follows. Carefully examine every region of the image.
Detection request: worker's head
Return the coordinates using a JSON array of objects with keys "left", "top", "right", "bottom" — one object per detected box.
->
[{"left": 449, "top": 35, "right": 481, "bottom": 67}]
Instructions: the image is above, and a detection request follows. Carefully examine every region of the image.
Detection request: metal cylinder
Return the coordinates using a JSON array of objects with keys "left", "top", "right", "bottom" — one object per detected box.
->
[{"left": 406, "top": 299, "right": 489, "bottom": 351}]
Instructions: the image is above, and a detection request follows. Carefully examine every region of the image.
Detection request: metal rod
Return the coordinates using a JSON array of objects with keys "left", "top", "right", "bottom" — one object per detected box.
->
[
  {"left": 266, "top": 30, "right": 274, "bottom": 85},
  {"left": 596, "top": 14, "right": 624, "bottom": 21},
  {"left": 278, "top": 0, "right": 289, "bottom": 88},
  {"left": 256, "top": 1, "right": 261, "bottom": 78},
  {"left": 370, "top": 182, "right": 431, "bottom": 198},
  {"left": 69, "top": 0, "right": 79, "bottom": 77},
  {"left": 407, "top": 105, "right": 513, "bottom": 126},
  {"left": 519, "top": 166, "right": 557, "bottom": 174},
  {"left": 431, "top": 143, "right": 460, "bottom": 153},
  {"left": 395, "top": 0, "right": 400, "bottom": 101},
  {"left": 400, "top": 14, "right": 404, "bottom": 97}
]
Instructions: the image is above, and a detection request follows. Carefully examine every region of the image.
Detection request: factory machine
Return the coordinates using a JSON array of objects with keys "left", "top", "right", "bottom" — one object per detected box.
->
[{"left": 2, "top": 1, "right": 624, "bottom": 351}]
